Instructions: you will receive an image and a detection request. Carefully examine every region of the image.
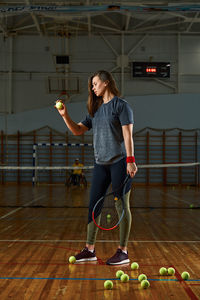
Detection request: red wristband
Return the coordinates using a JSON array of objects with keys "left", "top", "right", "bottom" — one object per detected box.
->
[{"left": 126, "top": 156, "right": 135, "bottom": 163}]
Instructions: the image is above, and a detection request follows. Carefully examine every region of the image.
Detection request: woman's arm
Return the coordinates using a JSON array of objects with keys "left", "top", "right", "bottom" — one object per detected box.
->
[
  {"left": 55, "top": 101, "right": 88, "bottom": 136},
  {"left": 122, "top": 124, "right": 138, "bottom": 177}
]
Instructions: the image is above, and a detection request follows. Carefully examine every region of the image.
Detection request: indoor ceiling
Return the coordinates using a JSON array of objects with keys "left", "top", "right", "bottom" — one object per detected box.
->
[{"left": 1, "top": 1, "right": 200, "bottom": 37}]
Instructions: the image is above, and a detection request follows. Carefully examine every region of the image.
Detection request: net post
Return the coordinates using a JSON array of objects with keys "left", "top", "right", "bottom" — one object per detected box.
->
[
  {"left": 146, "top": 131, "right": 150, "bottom": 185},
  {"left": 162, "top": 130, "right": 167, "bottom": 185},
  {"left": 49, "top": 130, "right": 53, "bottom": 184},
  {"left": 1, "top": 130, "right": 4, "bottom": 184},
  {"left": 178, "top": 131, "right": 182, "bottom": 185},
  {"left": 65, "top": 131, "right": 68, "bottom": 183},
  {"left": 195, "top": 131, "right": 198, "bottom": 186},
  {"left": 32, "top": 144, "right": 37, "bottom": 186},
  {"left": 17, "top": 130, "right": 20, "bottom": 185}
]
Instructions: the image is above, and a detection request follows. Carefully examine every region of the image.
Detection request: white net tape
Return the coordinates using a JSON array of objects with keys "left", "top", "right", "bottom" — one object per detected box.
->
[{"left": 0, "top": 162, "right": 199, "bottom": 170}]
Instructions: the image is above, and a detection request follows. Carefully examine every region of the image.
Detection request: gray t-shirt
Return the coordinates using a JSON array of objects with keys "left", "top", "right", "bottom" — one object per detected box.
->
[{"left": 81, "top": 96, "right": 134, "bottom": 164}]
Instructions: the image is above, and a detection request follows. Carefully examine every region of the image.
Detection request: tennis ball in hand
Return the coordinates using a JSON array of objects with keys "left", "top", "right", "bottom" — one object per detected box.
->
[
  {"left": 104, "top": 280, "right": 113, "bottom": 289},
  {"left": 131, "top": 262, "right": 139, "bottom": 270},
  {"left": 116, "top": 270, "right": 124, "bottom": 279},
  {"left": 159, "top": 267, "right": 167, "bottom": 275},
  {"left": 168, "top": 267, "right": 175, "bottom": 276},
  {"left": 56, "top": 101, "right": 63, "bottom": 110},
  {"left": 138, "top": 274, "right": 147, "bottom": 282},
  {"left": 69, "top": 256, "right": 76, "bottom": 264},
  {"left": 120, "top": 274, "right": 129, "bottom": 282},
  {"left": 181, "top": 271, "right": 190, "bottom": 280},
  {"left": 141, "top": 279, "right": 150, "bottom": 289}
]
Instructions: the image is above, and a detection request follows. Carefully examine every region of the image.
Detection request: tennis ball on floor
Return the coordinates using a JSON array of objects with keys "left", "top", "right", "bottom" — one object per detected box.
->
[
  {"left": 120, "top": 274, "right": 129, "bottom": 282},
  {"left": 104, "top": 280, "right": 113, "bottom": 289},
  {"left": 138, "top": 274, "right": 147, "bottom": 282},
  {"left": 141, "top": 279, "right": 150, "bottom": 289},
  {"left": 181, "top": 271, "right": 190, "bottom": 280},
  {"left": 107, "top": 214, "right": 111, "bottom": 219},
  {"left": 69, "top": 256, "right": 76, "bottom": 264},
  {"left": 168, "top": 267, "right": 175, "bottom": 276},
  {"left": 55, "top": 101, "right": 63, "bottom": 110},
  {"left": 159, "top": 267, "right": 167, "bottom": 275},
  {"left": 116, "top": 270, "right": 124, "bottom": 279},
  {"left": 131, "top": 262, "right": 139, "bottom": 270}
]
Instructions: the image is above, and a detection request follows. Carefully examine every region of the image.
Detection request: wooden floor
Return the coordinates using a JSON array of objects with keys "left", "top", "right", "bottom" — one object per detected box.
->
[{"left": 0, "top": 184, "right": 200, "bottom": 300}]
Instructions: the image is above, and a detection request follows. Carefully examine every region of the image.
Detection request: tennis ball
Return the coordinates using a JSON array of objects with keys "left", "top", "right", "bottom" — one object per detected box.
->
[
  {"left": 120, "top": 274, "right": 129, "bottom": 282},
  {"left": 138, "top": 274, "right": 147, "bottom": 282},
  {"left": 104, "top": 280, "right": 113, "bottom": 290},
  {"left": 56, "top": 101, "right": 63, "bottom": 110},
  {"left": 189, "top": 204, "right": 194, "bottom": 209},
  {"left": 116, "top": 270, "right": 124, "bottom": 279},
  {"left": 159, "top": 267, "right": 167, "bottom": 275},
  {"left": 69, "top": 256, "right": 76, "bottom": 264},
  {"left": 107, "top": 214, "right": 111, "bottom": 219},
  {"left": 131, "top": 262, "right": 139, "bottom": 270},
  {"left": 168, "top": 267, "right": 175, "bottom": 276},
  {"left": 141, "top": 279, "right": 150, "bottom": 289},
  {"left": 181, "top": 271, "right": 190, "bottom": 280}
]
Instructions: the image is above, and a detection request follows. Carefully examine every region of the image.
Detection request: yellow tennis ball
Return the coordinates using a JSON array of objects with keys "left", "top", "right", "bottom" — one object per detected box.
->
[
  {"left": 56, "top": 101, "right": 63, "bottom": 110},
  {"left": 69, "top": 256, "right": 76, "bottom": 264},
  {"left": 107, "top": 214, "right": 111, "bottom": 219},
  {"left": 120, "top": 274, "right": 129, "bottom": 282},
  {"left": 141, "top": 279, "right": 150, "bottom": 289},
  {"left": 138, "top": 274, "right": 147, "bottom": 282},
  {"left": 159, "top": 267, "right": 167, "bottom": 275},
  {"left": 181, "top": 271, "right": 190, "bottom": 280},
  {"left": 116, "top": 270, "right": 124, "bottom": 279},
  {"left": 131, "top": 262, "right": 139, "bottom": 270},
  {"left": 104, "top": 280, "right": 113, "bottom": 289},
  {"left": 168, "top": 267, "right": 175, "bottom": 276}
]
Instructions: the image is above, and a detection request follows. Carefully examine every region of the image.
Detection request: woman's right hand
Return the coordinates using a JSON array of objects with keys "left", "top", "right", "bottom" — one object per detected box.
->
[{"left": 55, "top": 100, "right": 67, "bottom": 117}]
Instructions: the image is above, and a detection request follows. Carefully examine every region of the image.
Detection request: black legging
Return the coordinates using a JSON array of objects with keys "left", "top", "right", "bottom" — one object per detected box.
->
[{"left": 88, "top": 157, "right": 132, "bottom": 224}]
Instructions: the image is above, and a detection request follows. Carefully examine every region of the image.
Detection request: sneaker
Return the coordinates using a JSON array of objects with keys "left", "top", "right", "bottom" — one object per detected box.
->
[
  {"left": 106, "top": 249, "right": 130, "bottom": 265},
  {"left": 75, "top": 247, "right": 97, "bottom": 262}
]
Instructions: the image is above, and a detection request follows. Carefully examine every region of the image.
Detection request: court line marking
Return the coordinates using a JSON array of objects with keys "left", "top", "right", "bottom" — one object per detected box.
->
[
  {"left": 0, "top": 195, "right": 46, "bottom": 220},
  {"left": 173, "top": 265, "right": 199, "bottom": 300},
  {"left": 158, "top": 189, "right": 194, "bottom": 206},
  {"left": 0, "top": 240, "right": 199, "bottom": 243}
]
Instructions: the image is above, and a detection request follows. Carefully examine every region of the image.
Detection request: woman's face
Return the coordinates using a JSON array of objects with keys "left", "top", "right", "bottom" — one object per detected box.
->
[{"left": 92, "top": 75, "right": 108, "bottom": 97}]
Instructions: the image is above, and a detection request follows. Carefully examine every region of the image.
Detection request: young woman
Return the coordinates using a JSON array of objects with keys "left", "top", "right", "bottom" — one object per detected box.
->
[{"left": 56, "top": 70, "right": 137, "bottom": 265}]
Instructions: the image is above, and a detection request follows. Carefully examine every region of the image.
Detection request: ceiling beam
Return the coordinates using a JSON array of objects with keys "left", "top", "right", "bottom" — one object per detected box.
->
[
  {"left": 124, "top": 11, "right": 131, "bottom": 31},
  {"left": 0, "top": 16, "right": 8, "bottom": 36},
  {"left": 128, "top": 19, "right": 186, "bottom": 33},
  {"left": 25, "top": 0, "right": 43, "bottom": 36}
]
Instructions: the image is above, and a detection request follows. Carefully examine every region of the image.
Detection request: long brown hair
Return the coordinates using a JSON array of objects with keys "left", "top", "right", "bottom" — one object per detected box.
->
[{"left": 87, "top": 70, "right": 120, "bottom": 117}]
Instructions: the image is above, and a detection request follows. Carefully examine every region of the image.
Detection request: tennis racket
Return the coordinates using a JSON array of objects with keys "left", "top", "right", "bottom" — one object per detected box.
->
[{"left": 92, "top": 175, "right": 130, "bottom": 231}]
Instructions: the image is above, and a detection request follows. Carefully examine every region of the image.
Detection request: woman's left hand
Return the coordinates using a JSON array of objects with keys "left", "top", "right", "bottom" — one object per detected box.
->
[{"left": 127, "top": 163, "right": 138, "bottom": 178}]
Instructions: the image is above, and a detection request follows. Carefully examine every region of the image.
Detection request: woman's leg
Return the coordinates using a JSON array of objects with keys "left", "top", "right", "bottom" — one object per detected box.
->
[
  {"left": 114, "top": 190, "right": 132, "bottom": 249},
  {"left": 106, "top": 158, "right": 133, "bottom": 265},
  {"left": 75, "top": 163, "right": 112, "bottom": 262},
  {"left": 86, "top": 163, "right": 111, "bottom": 246}
]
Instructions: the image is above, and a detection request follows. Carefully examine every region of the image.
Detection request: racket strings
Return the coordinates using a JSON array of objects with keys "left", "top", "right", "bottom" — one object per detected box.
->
[
  {"left": 92, "top": 175, "right": 130, "bottom": 230},
  {"left": 93, "top": 194, "right": 124, "bottom": 230}
]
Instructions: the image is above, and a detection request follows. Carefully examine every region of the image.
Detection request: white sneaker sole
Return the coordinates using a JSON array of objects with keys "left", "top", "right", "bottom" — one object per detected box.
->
[
  {"left": 107, "top": 259, "right": 130, "bottom": 265},
  {"left": 76, "top": 257, "right": 97, "bottom": 262}
]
